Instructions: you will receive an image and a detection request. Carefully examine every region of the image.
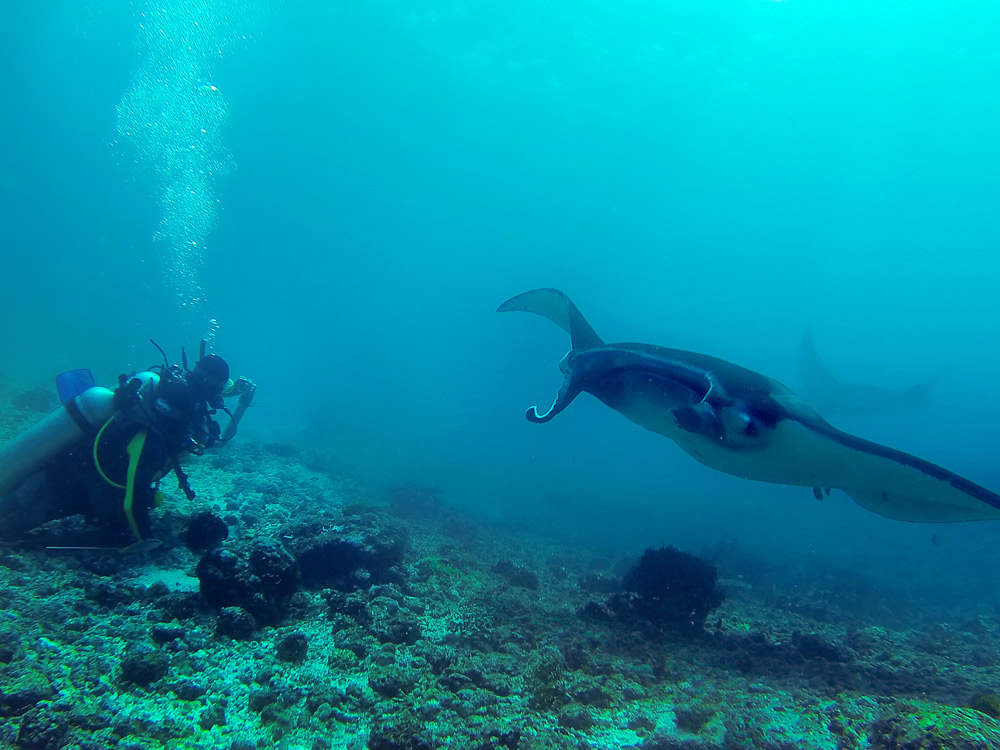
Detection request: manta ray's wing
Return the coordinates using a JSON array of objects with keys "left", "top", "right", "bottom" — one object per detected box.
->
[
  {"left": 498, "top": 288, "right": 605, "bottom": 422},
  {"left": 626, "top": 380, "right": 1000, "bottom": 523},
  {"left": 786, "top": 412, "right": 1000, "bottom": 522},
  {"left": 498, "top": 288, "right": 604, "bottom": 350}
]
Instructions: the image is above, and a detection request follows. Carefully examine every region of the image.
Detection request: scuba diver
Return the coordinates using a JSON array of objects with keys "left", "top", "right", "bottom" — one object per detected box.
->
[{"left": 0, "top": 341, "right": 256, "bottom": 552}]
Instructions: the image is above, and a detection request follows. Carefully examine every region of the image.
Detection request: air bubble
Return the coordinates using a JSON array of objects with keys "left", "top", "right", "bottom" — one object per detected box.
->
[{"left": 115, "top": 0, "right": 267, "bottom": 311}]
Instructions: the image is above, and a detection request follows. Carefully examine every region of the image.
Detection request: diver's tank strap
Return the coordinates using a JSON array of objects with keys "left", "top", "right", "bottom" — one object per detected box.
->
[{"left": 123, "top": 429, "right": 149, "bottom": 542}]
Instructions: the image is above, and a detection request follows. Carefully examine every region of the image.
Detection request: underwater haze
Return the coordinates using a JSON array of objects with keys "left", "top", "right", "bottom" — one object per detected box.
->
[{"left": 2, "top": 0, "right": 1000, "bottom": 599}]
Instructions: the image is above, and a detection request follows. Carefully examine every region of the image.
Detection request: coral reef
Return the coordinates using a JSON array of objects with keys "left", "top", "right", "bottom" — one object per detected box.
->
[
  {"left": 182, "top": 511, "right": 229, "bottom": 552},
  {"left": 605, "top": 546, "right": 725, "bottom": 636},
  {"left": 196, "top": 540, "right": 301, "bottom": 627},
  {"left": 0, "top": 395, "right": 999, "bottom": 750},
  {"left": 289, "top": 518, "right": 409, "bottom": 590}
]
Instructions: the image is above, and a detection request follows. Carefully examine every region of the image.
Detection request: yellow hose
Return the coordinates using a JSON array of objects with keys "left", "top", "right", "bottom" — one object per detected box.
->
[{"left": 92, "top": 414, "right": 125, "bottom": 489}]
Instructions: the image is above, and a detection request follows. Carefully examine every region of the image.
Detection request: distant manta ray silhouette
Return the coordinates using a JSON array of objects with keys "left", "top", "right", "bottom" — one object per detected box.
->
[
  {"left": 499, "top": 288, "right": 1000, "bottom": 523},
  {"left": 799, "top": 329, "right": 941, "bottom": 417}
]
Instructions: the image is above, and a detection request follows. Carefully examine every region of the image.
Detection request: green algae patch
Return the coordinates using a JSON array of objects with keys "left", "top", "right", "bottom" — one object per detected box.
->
[
  {"left": 416, "top": 555, "right": 479, "bottom": 593},
  {"left": 873, "top": 701, "right": 1000, "bottom": 750},
  {"left": 970, "top": 692, "right": 1000, "bottom": 720},
  {"left": 0, "top": 668, "right": 53, "bottom": 716}
]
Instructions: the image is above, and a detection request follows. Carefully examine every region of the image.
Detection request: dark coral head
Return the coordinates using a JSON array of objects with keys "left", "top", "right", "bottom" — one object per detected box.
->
[{"left": 615, "top": 546, "right": 725, "bottom": 635}]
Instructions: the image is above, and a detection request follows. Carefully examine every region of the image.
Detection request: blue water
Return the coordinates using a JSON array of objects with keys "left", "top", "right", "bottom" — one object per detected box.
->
[{"left": 2, "top": 1, "right": 999, "bottom": 602}]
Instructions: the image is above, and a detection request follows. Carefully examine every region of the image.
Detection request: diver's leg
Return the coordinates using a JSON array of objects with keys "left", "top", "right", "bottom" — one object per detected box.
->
[{"left": 0, "top": 472, "right": 68, "bottom": 540}]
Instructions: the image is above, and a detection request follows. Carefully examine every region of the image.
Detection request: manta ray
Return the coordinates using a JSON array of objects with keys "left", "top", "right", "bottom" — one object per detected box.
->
[
  {"left": 499, "top": 288, "right": 1000, "bottom": 523},
  {"left": 799, "top": 328, "right": 940, "bottom": 417}
]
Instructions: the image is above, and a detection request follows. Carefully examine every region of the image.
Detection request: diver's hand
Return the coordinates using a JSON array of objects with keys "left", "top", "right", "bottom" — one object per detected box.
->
[{"left": 235, "top": 378, "right": 257, "bottom": 407}]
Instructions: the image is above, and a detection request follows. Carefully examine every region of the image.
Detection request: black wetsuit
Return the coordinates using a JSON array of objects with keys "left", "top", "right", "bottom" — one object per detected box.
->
[
  {"left": 0, "top": 417, "right": 171, "bottom": 544},
  {"left": 0, "top": 362, "right": 232, "bottom": 545}
]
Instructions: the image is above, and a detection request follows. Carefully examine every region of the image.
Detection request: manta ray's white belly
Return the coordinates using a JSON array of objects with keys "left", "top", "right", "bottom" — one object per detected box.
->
[
  {"left": 619, "top": 402, "right": 1000, "bottom": 522},
  {"left": 653, "top": 416, "right": 845, "bottom": 487}
]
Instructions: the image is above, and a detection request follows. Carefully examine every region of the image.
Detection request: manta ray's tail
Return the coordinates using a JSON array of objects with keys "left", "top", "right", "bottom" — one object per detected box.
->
[
  {"left": 799, "top": 328, "right": 837, "bottom": 395},
  {"left": 497, "top": 288, "right": 604, "bottom": 350},
  {"left": 800, "top": 328, "right": 943, "bottom": 415},
  {"left": 905, "top": 372, "right": 944, "bottom": 407}
]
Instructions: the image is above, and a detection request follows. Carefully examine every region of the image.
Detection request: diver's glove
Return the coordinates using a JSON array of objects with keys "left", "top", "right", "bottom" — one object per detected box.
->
[{"left": 113, "top": 374, "right": 143, "bottom": 412}]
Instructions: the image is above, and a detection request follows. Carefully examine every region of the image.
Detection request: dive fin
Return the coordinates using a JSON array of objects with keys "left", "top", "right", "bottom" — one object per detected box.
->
[
  {"left": 119, "top": 538, "right": 163, "bottom": 555},
  {"left": 498, "top": 288, "right": 604, "bottom": 350},
  {"left": 56, "top": 369, "right": 96, "bottom": 402}
]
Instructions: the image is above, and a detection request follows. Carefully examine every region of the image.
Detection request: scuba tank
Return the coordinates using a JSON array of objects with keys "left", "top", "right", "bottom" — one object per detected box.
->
[{"left": 0, "top": 374, "right": 158, "bottom": 497}]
